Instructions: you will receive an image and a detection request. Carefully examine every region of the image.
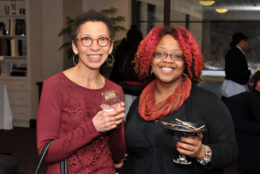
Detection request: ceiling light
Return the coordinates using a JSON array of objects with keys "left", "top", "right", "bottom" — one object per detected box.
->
[
  {"left": 199, "top": 0, "right": 215, "bottom": 6},
  {"left": 216, "top": 8, "right": 228, "bottom": 13}
]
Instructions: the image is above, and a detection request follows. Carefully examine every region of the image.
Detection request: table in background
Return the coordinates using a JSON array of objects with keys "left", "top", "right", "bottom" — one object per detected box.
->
[{"left": 0, "top": 84, "right": 13, "bottom": 130}]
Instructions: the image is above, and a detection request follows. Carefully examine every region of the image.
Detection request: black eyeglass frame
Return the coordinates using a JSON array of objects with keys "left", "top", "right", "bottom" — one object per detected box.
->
[{"left": 153, "top": 52, "right": 185, "bottom": 61}]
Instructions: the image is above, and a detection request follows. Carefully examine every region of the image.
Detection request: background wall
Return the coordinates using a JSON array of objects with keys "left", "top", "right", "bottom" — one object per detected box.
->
[
  {"left": 29, "top": 0, "right": 42, "bottom": 120},
  {"left": 63, "top": 0, "right": 82, "bottom": 69},
  {"left": 82, "top": 0, "right": 131, "bottom": 41},
  {"left": 202, "top": 7, "right": 260, "bottom": 68},
  {"left": 29, "top": 0, "right": 67, "bottom": 119},
  {"left": 41, "top": 0, "right": 63, "bottom": 79}
]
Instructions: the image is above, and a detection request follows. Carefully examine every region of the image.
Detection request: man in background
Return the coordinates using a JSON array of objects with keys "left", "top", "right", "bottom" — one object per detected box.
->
[{"left": 221, "top": 32, "right": 251, "bottom": 98}]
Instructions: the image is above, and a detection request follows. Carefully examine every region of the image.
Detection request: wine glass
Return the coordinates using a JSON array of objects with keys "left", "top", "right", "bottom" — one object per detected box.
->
[
  {"left": 161, "top": 120, "right": 205, "bottom": 165},
  {"left": 101, "top": 90, "right": 121, "bottom": 111}
]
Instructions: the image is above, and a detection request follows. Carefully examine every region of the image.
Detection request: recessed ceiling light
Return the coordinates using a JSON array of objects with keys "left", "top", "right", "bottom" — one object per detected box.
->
[
  {"left": 216, "top": 8, "right": 228, "bottom": 13},
  {"left": 200, "top": 0, "right": 215, "bottom": 6}
]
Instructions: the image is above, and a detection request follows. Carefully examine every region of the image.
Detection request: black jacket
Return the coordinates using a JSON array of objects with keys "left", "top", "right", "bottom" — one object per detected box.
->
[
  {"left": 225, "top": 47, "right": 251, "bottom": 85},
  {"left": 248, "top": 90, "right": 260, "bottom": 122},
  {"left": 124, "top": 86, "right": 238, "bottom": 174}
]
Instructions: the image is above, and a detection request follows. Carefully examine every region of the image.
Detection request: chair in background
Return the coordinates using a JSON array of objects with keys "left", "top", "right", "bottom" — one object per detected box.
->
[
  {"left": 199, "top": 81, "right": 222, "bottom": 97},
  {"left": 120, "top": 81, "right": 145, "bottom": 117},
  {"left": 222, "top": 92, "right": 260, "bottom": 173},
  {"left": 0, "top": 153, "right": 19, "bottom": 174}
]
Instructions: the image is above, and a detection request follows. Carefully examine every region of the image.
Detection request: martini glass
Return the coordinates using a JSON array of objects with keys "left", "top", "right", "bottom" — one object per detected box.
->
[{"left": 161, "top": 120, "right": 205, "bottom": 165}]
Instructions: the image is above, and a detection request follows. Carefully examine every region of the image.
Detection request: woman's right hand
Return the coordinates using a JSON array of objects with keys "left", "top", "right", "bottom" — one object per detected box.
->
[{"left": 92, "top": 102, "right": 125, "bottom": 132}]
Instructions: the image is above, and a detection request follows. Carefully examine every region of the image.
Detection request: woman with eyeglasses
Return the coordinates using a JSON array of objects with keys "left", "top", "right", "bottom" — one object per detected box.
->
[
  {"left": 36, "top": 11, "right": 126, "bottom": 173},
  {"left": 123, "top": 25, "right": 238, "bottom": 174}
]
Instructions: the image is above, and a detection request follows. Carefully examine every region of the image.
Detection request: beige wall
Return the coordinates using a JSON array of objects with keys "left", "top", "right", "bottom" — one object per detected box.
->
[
  {"left": 82, "top": 0, "right": 131, "bottom": 40},
  {"left": 41, "top": 0, "right": 63, "bottom": 79},
  {"left": 29, "top": 0, "right": 42, "bottom": 119},
  {"left": 30, "top": 0, "right": 63, "bottom": 80},
  {"left": 63, "top": 0, "right": 82, "bottom": 69},
  {"left": 30, "top": 0, "right": 63, "bottom": 119}
]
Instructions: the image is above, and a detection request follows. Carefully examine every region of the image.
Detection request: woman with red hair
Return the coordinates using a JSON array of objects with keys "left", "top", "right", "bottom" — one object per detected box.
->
[{"left": 123, "top": 25, "right": 238, "bottom": 174}]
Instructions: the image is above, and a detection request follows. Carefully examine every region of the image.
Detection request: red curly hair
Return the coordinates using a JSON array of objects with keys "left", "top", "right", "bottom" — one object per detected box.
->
[{"left": 134, "top": 25, "right": 204, "bottom": 83}]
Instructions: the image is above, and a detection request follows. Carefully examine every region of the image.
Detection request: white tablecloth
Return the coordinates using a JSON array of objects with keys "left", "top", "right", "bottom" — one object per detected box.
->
[{"left": 0, "top": 84, "right": 13, "bottom": 130}]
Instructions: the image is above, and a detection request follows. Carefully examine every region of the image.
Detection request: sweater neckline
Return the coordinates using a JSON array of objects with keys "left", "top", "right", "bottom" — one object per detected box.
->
[{"left": 60, "top": 72, "right": 107, "bottom": 91}]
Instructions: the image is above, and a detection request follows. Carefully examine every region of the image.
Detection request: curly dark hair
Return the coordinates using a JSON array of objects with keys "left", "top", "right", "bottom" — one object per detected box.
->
[
  {"left": 71, "top": 10, "right": 115, "bottom": 42},
  {"left": 133, "top": 25, "right": 204, "bottom": 83}
]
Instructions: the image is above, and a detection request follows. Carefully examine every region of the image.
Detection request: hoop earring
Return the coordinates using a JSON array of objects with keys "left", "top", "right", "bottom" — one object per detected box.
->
[
  {"left": 73, "top": 54, "right": 78, "bottom": 65},
  {"left": 106, "top": 54, "right": 114, "bottom": 67}
]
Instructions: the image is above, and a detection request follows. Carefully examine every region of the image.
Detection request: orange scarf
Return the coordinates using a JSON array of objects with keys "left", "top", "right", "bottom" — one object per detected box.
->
[{"left": 139, "top": 77, "right": 191, "bottom": 121}]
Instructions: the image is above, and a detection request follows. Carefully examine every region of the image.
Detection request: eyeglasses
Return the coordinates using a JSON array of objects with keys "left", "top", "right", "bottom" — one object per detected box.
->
[
  {"left": 76, "top": 36, "right": 111, "bottom": 47},
  {"left": 153, "top": 52, "right": 185, "bottom": 61}
]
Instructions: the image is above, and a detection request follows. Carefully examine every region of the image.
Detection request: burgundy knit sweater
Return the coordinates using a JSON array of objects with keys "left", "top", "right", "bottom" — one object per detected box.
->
[{"left": 37, "top": 72, "right": 126, "bottom": 174}]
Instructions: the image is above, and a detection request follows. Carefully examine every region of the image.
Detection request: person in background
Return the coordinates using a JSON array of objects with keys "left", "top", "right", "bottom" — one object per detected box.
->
[
  {"left": 110, "top": 25, "right": 145, "bottom": 114},
  {"left": 110, "top": 25, "right": 143, "bottom": 84},
  {"left": 221, "top": 32, "right": 251, "bottom": 98},
  {"left": 248, "top": 70, "right": 260, "bottom": 122},
  {"left": 36, "top": 11, "right": 126, "bottom": 173},
  {"left": 124, "top": 25, "right": 238, "bottom": 174}
]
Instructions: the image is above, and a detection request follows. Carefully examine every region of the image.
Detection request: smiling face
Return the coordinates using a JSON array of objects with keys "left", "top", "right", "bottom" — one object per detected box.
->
[
  {"left": 152, "top": 34, "right": 185, "bottom": 85},
  {"left": 72, "top": 21, "right": 113, "bottom": 70}
]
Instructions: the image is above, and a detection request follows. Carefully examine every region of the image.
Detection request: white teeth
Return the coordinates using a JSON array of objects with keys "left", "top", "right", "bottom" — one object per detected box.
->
[
  {"left": 89, "top": 55, "right": 101, "bottom": 59},
  {"left": 162, "top": 67, "right": 173, "bottom": 71}
]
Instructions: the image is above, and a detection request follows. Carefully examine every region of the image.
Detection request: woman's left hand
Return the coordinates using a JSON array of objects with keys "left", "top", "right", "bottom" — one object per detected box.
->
[
  {"left": 114, "top": 161, "right": 124, "bottom": 168},
  {"left": 176, "top": 133, "right": 204, "bottom": 158},
  {"left": 114, "top": 153, "right": 127, "bottom": 169}
]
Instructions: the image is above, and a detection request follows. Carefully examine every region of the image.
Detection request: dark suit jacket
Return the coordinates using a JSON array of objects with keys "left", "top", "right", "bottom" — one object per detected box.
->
[
  {"left": 222, "top": 92, "right": 260, "bottom": 172},
  {"left": 225, "top": 47, "right": 251, "bottom": 85},
  {"left": 248, "top": 90, "right": 260, "bottom": 122}
]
